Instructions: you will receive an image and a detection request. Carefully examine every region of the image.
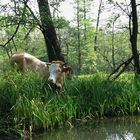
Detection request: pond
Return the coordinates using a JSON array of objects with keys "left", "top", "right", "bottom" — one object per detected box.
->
[{"left": 33, "top": 116, "right": 140, "bottom": 140}]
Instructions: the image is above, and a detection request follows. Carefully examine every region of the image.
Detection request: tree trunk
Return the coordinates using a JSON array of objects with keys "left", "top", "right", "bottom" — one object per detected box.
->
[
  {"left": 83, "top": 0, "right": 87, "bottom": 40},
  {"left": 111, "top": 15, "right": 119, "bottom": 71},
  {"left": 37, "top": 0, "right": 64, "bottom": 62},
  {"left": 130, "top": 0, "right": 140, "bottom": 74},
  {"left": 111, "top": 21, "right": 115, "bottom": 71},
  {"left": 76, "top": 0, "right": 81, "bottom": 73},
  {"left": 94, "top": 0, "right": 102, "bottom": 51}
]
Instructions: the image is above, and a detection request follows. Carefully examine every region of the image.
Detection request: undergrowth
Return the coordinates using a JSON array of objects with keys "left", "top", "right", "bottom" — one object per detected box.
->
[{"left": 0, "top": 70, "right": 140, "bottom": 138}]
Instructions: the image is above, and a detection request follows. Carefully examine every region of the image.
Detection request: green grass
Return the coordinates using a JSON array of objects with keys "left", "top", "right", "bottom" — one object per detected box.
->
[{"left": 0, "top": 70, "right": 140, "bottom": 138}]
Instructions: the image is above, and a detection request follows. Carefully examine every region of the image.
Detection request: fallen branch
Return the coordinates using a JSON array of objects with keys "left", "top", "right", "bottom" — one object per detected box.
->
[{"left": 108, "top": 55, "right": 133, "bottom": 80}]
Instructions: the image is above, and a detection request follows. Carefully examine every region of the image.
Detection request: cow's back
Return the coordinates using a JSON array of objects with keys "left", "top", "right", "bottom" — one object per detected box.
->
[
  {"left": 10, "top": 52, "right": 25, "bottom": 70},
  {"left": 10, "top": 52, "right": 48, "bottom": 77}
]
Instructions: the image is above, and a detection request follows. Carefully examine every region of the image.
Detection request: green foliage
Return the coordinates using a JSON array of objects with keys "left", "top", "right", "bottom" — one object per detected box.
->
[
  {"left": 53, "top": 17, "right": 70, "bottom": 28},
  {"left": 0, "top": 0, "right": 140, "bottom": 136},
  {"left": 0, "top": 70, "right": 140, "bottom": 138},
  {"left": 0, "top": 0, "right": 135, "bottom": 74},
  {"left": 65, "top": 73, "right": 140, "bottom": 117}
]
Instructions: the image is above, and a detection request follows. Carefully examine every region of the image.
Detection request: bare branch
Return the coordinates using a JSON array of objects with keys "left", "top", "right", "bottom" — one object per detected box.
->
[
  {"left": 116, "top": 2, "right": 130, "bottom": 16},
  {"left": 0, "top": 0, "right": 29, "bottom": 57},
  {"left": 96, "top": 48, "right": 113, "bottom": 70},
  {"left": 0, "top": 21, "right": 21, "bottom": 49},
  {"left": 136, "top": 4, "right": 140, "bottom": 6},
  {"left": 22, "top": 0, "right": 43, "bottom": 30},
  {"left": 108, "top": 55, "right": 134, "bottom": 80},
  {"left": 12, "top": 39, "right": 17, "bottom": 51},
  {"left": 24, "top": 26, "right": 35, "bottom": 40}
]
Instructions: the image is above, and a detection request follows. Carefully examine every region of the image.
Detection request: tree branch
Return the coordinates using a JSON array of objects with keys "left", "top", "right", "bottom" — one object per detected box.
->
[
  {"left": 23, "top": 26, "right": 34, "bottom": 40},
  {"left": 97, "top": 49, "right": 113, "bottom": 70},
  {"left": 23, "top": 0, "right": 43, "bottom": 30},
  {"left": 136, "top": 4, "right": 140, "bottom": 6},
  {"left": 108, "top": 55, "right": 133, "bottom": 80},
  {"left": 116, "top": 2, "right": 130, "bottom": 16},
  {"left": 0, "top": 0, "right": 29, "bottom": 57},
  {"left": 0, "top": 20, "right": 21, "bottom": 49}
]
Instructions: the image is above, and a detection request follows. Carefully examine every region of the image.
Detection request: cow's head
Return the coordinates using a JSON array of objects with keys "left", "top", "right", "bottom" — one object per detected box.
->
[{"left": 47, "top": 61, "right": 72, "bottom": 89}]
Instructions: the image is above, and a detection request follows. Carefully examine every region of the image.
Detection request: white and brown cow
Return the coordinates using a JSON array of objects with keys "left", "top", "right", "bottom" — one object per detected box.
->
[
  {"left": 10, "top": 52, "right": 72, "bottom": 89},
  {"left": 47, "top": 61, "right": 72, "bottom": 89},
  {"left": 10, "top": 52, "right": 49, "bottom": 77}
]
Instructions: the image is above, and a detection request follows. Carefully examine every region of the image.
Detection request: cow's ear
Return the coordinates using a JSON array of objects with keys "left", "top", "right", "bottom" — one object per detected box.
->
[
  {"left": 62, "top": 66, "right": 72, "bottom": 72},
  {"left": 62, "top": 62, "right": 67, "bottom": 67},
  {"left": 46, "top": 63, "right": 51, "bottom": 68}
]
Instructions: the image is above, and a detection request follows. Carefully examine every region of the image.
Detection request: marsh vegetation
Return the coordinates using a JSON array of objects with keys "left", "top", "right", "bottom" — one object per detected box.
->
[{"left": 0, "top": 70, "right": 140, "bottom": 138}]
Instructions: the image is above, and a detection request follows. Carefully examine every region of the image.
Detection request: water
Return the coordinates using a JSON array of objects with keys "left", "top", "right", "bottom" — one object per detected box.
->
[{"left": 33, "top": 116, "right": 140, "bottom": 140}]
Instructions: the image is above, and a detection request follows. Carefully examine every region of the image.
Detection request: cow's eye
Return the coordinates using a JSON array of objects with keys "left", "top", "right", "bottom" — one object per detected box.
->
[{"left": 57, "top": 69, "right": 61, "bottom": 73}]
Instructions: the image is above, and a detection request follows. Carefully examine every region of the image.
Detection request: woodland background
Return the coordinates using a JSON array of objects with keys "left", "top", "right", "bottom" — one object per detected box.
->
[{"left": 0, "top": 0, "right": 140, "bottom": 76}]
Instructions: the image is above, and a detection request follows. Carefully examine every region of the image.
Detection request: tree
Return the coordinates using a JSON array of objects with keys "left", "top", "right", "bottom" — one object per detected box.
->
[
  {"left": 130, "top": 0, "right": 140, "bottom": 74},
  {"left": 76, "top": 0, "right": 81, "bottom": 73},
  {"left": 107, "top": 0, "right": 140, "bottom": 79},
  {"left": 0, "top": 0, "right": 65, "bottom": 62},
  {"left": 94, "top": 0, "right": 103, "bottom": 51},
  {"left": 110, "top": 14, "right": 119, "bottom": 71},
  {"left": 83, "top": 0, "right": 87, "bottom": 40},
  {"left": 34, "top": 0, "right": 65, "bottom": 62}
]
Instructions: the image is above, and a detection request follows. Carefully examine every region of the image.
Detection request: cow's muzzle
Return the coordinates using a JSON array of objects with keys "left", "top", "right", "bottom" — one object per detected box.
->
[{"left": 48, "top": 81, "right": 61, "bottom": 90}]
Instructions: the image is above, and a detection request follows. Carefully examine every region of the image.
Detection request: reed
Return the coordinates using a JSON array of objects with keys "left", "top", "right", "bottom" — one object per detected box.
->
[{"left": 0, "top": 71, "right": 140, "bottom": 138}]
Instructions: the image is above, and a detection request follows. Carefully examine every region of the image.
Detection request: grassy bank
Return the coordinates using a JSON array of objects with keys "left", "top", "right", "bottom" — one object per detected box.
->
[{"left": 0, "top": 71, "right": 140, "bottom": 138}]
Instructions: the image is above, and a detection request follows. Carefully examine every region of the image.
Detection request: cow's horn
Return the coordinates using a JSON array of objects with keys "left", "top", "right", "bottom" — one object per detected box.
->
[{"left": 62, "top": 62, "right": 67, "bottom": 67}]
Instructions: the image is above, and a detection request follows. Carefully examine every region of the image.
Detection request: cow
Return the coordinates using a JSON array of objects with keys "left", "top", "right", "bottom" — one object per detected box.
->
[
  {"left": 10, "top": 52, "right": 49, "bottom": 78},
  {"left": 10, "top": 52, "right": 72, "bottom": 89},
  {"left": 47, "top": 61, "right": 72, "bottom": 89}
]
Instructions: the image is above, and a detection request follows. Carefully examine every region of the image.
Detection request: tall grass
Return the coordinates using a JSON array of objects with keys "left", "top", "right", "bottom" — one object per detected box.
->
[{"left": 0, "top": 70, "right": 140, "bottom": 138}]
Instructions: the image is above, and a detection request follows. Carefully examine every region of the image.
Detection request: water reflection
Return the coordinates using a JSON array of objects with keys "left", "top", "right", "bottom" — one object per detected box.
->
[
  {"left": 106, "top": 133, "right": 136, "bottom": 140},
  {"left": 34, "top": 116, "right": 140, "bottom": 140}
]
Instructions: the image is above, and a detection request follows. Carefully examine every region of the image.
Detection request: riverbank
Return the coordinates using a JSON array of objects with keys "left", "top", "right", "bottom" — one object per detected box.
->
[
  {"left": 0, "top": 71, "right": 140, "bottom": 138},
  {"left": 33, "top": 115, "right": 140, "bottom": 140}
]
